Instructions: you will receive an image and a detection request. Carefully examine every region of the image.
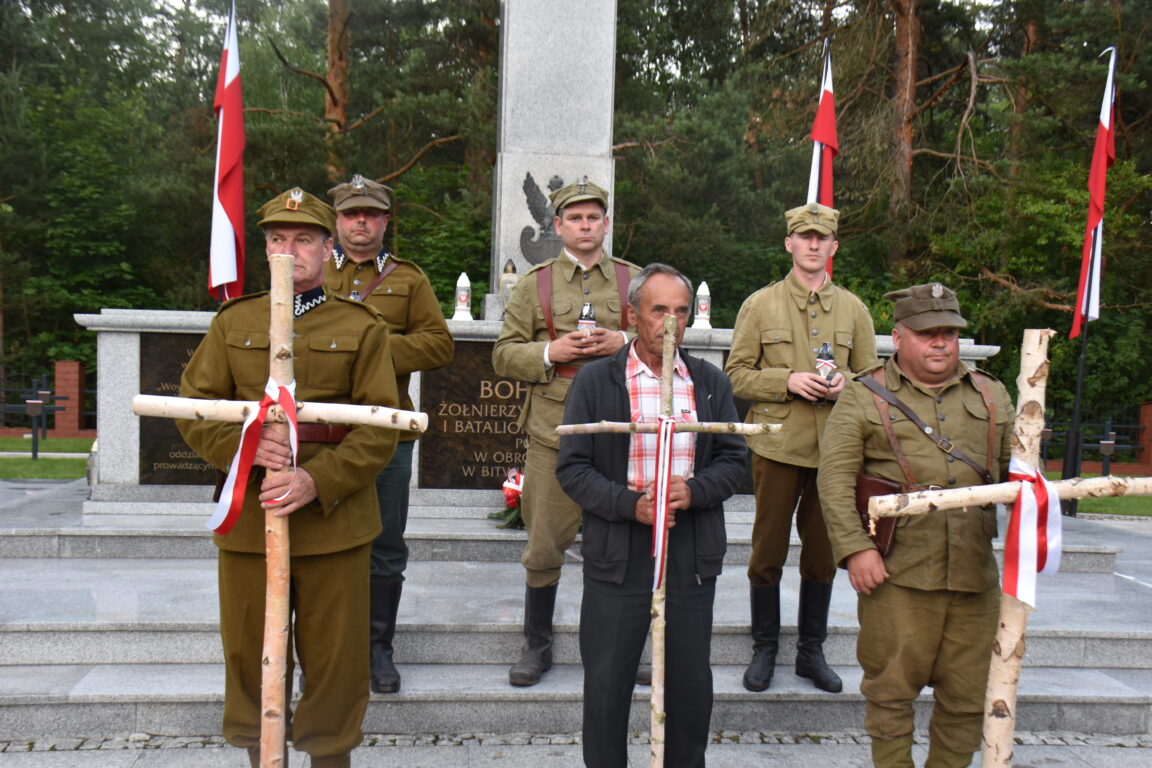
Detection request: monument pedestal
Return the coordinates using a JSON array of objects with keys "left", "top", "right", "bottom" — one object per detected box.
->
[{"left": 76, "top": 308, "right": 999, "bottom": 519}]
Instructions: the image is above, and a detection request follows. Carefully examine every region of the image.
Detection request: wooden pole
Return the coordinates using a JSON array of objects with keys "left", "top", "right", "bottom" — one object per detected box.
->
[
  {"left": 867, "top": 474, "right": 1152, "bottom": 519},
  {"left": 260, "top": 254, "right": 294, "bottom": 767},
  {"left": 131, "top": 394, "right": 428, "bottom": 433},
  {"left": 557, "top": 421, "right": 777, "bottom": 436},
  {"left": 980, "top": 328, "right": 1055, "bottom": 767},
  {"left": 650, "top": 313, "right": 675, "bottom": 768}
]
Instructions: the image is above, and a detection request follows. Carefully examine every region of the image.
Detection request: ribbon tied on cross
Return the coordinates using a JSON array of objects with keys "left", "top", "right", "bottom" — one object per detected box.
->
[{"left": 207, "top": 378, "right": 300, "bottom": 534}]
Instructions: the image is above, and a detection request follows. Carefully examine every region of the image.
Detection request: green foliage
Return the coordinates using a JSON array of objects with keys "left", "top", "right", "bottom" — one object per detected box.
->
[{"left": 2, "top": 0, "right": 1150, "bottom": 435}]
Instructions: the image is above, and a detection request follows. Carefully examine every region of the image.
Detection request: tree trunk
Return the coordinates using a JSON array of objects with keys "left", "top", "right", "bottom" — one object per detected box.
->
[
  {"left": 326, "top": 0, "right": 351, "bottom": 181},
  {"left": 888, "top": 0, "right": 920, "bottom": 273}
]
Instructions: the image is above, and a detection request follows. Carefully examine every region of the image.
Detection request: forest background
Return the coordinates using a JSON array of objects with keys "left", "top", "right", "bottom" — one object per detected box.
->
[{"left": 1, "top": 0, "right": 1149, "bottom": 438}]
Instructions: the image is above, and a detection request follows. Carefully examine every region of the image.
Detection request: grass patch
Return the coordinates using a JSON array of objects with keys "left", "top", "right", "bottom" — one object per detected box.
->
[
  {"left": 1043, "top": 471, "right": 1152, "bottom": 517},
  {"left": 0, "top": 437, "right": 94, "bottom": 453},
  {"left": 0, "top": 457, "right": 87, "bottom": 480}
]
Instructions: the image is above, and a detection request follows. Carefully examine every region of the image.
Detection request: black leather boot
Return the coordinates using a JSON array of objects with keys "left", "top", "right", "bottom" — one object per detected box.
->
[
  {"left": 742, "top": 583, "right": 780, "bottom": 692},
  {"left": 370, "top": 580, "right": 403, "bottom": 694},
  {"left": 795, "top": 579, "right": 843, "bottom": 692},
  {"left": 508, "top": 583, "right": 557, "bottom": 686}
]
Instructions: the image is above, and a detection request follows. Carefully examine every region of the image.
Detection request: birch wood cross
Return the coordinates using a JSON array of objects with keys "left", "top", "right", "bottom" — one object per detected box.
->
[
  {"left": 864, "top": 329, "right": 1152, "bottom": 767},
  {"left": 131, "top": 254, "right": 426, "bottom": 768},
  {"left": 556, "top": 315, "right": 778, "bottom": 768}
]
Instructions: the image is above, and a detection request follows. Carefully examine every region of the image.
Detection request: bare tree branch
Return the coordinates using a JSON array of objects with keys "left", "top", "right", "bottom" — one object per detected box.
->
[
  {"left": 612, "top": 137, "right": 679, "bottom": 155},
  {"left": 346, "top": 105, "right": 386, "bottom": 133},
  {"left": 267, "top": 37, "right": 338, "bottom": 106},
  {"left": 378, "top": 135, "right": 462, "bottom": 184},
  {"left": 244, "top": 107, "right": 331, "bottom": 125}
]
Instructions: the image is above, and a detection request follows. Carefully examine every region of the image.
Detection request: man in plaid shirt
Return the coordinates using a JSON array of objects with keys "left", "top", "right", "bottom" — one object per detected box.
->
[{"left": 556, "top": 263, "right": 747, "bottom": 767}]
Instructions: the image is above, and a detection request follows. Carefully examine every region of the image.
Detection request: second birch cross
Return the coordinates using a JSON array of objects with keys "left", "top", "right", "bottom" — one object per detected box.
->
[
  {"left": 865, "top": 329, "right": 1152, "bottom": 767},
  {"left": 557, "top": 315, "right": 778, "bottom": 768}
]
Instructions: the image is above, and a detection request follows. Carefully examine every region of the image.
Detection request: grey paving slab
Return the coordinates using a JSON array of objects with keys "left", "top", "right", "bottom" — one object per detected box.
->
[{"left": 0, "top": 741, "right": 1150, "bottom": 767}]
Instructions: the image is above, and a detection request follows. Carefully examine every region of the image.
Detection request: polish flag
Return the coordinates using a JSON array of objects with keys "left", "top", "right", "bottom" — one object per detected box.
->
[
  {"left": 807, "top": 39, "right": 838, "bottom": 276},
  {"left": 209, "top": 1, "right": 245, "bottom": 302},
  {"left": 1002, "top": 459, "right": 1062, "bottom": 608},
  {"left": 1070, "top": 47, "right": 1116, "bottom": 339}
]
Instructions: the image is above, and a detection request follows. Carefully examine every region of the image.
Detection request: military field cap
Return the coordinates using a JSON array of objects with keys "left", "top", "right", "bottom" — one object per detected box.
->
[
  {"left": 884, "top": 282, "right": 968, "bottom": 330},
  {"left": 257, "top": 187, "right": 336, "bottom": 234},
  {"left": 328, "top": 173, "right": 392, "bottom": 212},
  {"left": 785, "top": 202, "right": 840, "bottom": 236},
  {"left": 549, "top": 177, "right": 609, "bottom": 212}
]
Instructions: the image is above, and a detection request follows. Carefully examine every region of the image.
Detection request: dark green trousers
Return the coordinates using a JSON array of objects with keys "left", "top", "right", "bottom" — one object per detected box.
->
[
  {"left": 748, "top": 454, "right": 836, "bottom": 585},
  {"left": 218, "top": 544, "right": 371, "bottom": 759},
  {"left": 520, "top": 439, "right": 583, "bottom": 588},
  {"left": 857, "top": 581, "right": 999, "bottom": 754}
]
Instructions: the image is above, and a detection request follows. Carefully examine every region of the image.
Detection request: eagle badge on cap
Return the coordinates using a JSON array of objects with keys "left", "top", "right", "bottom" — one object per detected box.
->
[
  {"left": 351, "top": 174, "right": 366, "bottom": 191},
  {"left": 931, "top": 283, "right": 943, "bottom": 298},
  {"left": 577, "top": 176, "right": 588, "bottom": 194},
  {"left": 286, "top": 188, "right": 304, "bottom": 211}
]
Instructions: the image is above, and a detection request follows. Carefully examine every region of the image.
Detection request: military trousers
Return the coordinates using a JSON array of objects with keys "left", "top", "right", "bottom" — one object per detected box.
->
[
  {"left": 520, "top": 438, "right": 582, "bottom": 588},
  {"left": 218, "top": 544, "right": 371, "bottom": 759},
  {"left": 580, "top": 520, "right": 714, "bottom": 768},
  {"left": 748, "top": 454, "right": 836, "bottom": 586},
  {"left": 370, "top": 440, "right": 414, "bottom": 581},
  {"left": 857, "top": 581, "right": 999, "bottom": 754}
]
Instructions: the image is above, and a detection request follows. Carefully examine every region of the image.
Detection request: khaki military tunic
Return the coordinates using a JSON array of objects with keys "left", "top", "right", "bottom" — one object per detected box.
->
[
  {"left": 725, "top": 271, "right": 877, "bottom": 466},
  {"left": 324, "top": 252, "right": 453, "bottom": 441},
  {"left": 818, "top": 356, "right": 1014, "bottom": 591},
  {"left": 493, "top": 254, "right": 639, "bottom": 449},
  {"left": 726, "top": 271, "right": 877, "bottom": 584},
  {"left": 177, "top": 291, "right": 398, "bottom": 756},
  {"left": 492, "top": 254, "right": 639, "bottom": 586},
  {"left": 179, "top": 291, "right": 399, "bottom": 553},
  {"left": 817, "top": 355, "right": 1015, "bottom": 754}
]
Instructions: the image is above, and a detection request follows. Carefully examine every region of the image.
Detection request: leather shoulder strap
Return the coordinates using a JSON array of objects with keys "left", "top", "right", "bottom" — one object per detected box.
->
[
  {"left": 614, "top": 261, "right": 631, "bottom": 332},
  {"left": 860, "top": 369, "right": 994, "bottom": 484},
  {"left": 358, "top": 258, "right": 400, "bottom": 300},
  {"left": 536, "top": 264, "right": 556, "bottom": 341},
  {"left": 968, "top": 371, "right": 999, "bottom": 480},
  {"left": 867, "top": 369, "right": 918, "bottom": 486}
]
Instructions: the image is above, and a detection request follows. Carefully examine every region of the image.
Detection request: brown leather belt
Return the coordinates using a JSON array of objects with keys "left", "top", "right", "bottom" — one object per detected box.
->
[
  {"left": 296, "top": 424, "right": 350, "bottom": 443},
  {"left": 554, "top": 364, "right": 581, "bottom": 379}
]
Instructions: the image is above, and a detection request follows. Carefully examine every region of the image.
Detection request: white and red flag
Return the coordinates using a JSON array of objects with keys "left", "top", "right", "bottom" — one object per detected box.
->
[
  {"left": 1002, "top": 458, "right": 1062, "bottom": 608},
  {"left": 209, "top": 1, "right": 245, "bottom": 302},
  {"left": 807, "top": 38, "right": 838, "bottom": 276},
  {"left": 1070, "top": 47, "right": 1117, "bottom": 339}
]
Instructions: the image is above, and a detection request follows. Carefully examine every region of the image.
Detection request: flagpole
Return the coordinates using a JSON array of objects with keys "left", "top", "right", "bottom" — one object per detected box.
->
[
  {"left": 1061, "top": 287, "right": 1092, "bottom": 518},
  {"left": 1064, "top": 47, "right": 1116, "bottom": 516}
]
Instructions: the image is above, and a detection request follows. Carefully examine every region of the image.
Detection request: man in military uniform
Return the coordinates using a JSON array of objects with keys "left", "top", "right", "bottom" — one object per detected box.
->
[
  {"left": 492, "top": 178, "right": 640, "bottom": 687},
  {"left": 725, "top": 203, "right": 876, "bottom": 694},
  {"left": 326, "top": 173, "right": 453, "bottom": 694},
  {"left": 818, "top": 284, "right": 1014, "bottom": 768},
  {"left": 178, "top": 188, "right": 398, "bottom": 768}
]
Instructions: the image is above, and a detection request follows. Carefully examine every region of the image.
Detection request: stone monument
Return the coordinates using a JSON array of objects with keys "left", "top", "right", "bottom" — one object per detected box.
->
[{"left": 485, "top": 0, "right": 618, "bottom": 319}]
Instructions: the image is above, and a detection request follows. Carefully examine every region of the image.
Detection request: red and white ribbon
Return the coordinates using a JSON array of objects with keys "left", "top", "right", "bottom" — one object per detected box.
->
[
  {"left": 650, "top": 416, "right": 677, "bottom": 591},
  {"left": 1002, "top": 458, "right": 1062, "bottom": 607},
  {"left": 206, "top": 378, "right": 299, "bottom": 534}
]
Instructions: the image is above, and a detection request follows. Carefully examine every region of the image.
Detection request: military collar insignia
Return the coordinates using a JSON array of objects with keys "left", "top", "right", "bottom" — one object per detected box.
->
[
  {"left": 351, "top": 173, "right": 366, "bottom": 191},
  {"left": 294, "top": 286, "right": 327, "bottom": 317},
  {"left": 332, "top": 244, "right": 390, "bottom": 272},
  {"left": 286, "top": 188, "right": 304, "bottom": 211}
]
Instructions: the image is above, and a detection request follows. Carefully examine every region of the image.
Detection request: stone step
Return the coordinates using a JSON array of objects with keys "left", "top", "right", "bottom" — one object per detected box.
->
[
  {"left": 0, "top": 515, "right": 1122, "bottom": 574},
  {"left": 2, "top": 560, "right": 1148, "bottom": 670},
  {"left": 1, "top": 662, "right": 1148, "bottom": 740}
]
